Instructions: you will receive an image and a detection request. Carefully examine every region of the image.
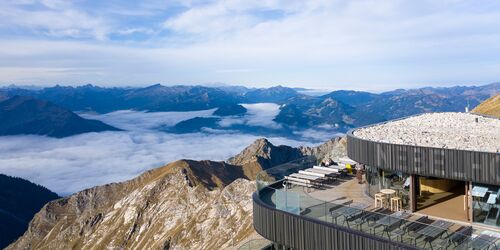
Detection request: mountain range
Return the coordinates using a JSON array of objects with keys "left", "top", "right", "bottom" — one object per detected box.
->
[
  {"left": 6, "top": 137, "right": 347, "bottom": 249},
  {"left": 1, "top": 82, "right": 497, "bottom": 137}
]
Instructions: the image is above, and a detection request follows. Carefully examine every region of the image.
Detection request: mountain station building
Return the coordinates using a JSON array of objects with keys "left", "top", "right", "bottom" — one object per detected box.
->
[{"left": 250, "top": 112, "right": 500, "bottom": 250}]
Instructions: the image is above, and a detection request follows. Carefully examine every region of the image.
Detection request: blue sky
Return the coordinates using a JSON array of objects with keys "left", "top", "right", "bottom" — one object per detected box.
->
[{"left": 0, "top": 0, "right": 500, "bottom": 91}]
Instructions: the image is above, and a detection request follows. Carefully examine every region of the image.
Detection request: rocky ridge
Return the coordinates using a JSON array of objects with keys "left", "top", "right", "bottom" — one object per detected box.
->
[{"left": 9, "top": 137, "right": 347, "bottom": 250}]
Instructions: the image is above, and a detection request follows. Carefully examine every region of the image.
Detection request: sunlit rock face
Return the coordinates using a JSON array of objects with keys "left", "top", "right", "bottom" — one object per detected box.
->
[{"left": 8, "top": 160, "right": 255, "bottom": 250}]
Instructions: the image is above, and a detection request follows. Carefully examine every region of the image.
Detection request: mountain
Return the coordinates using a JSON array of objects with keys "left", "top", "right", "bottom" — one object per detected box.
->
[
  {"left": 8, "top": 137, "right": 347, "bottom": 250},
  {"left": 362, "top": 83, "right": 499, "bottom": 120},
  {"left": 0, "top": 84, "right": 241, "bottom": 113},
  {"left": 0, "top": 96, "right": 120, "bottom": 138},
  {"left": 243, "top": 86, "right": 301, "bottom": 103},
  {"left": 171, "top": 117, "right": 221, "bottom": 133},
  {"left": 274, "top": 83, "right": 499, "bottom": 130},
  {"left": 228, "top": 137, "right": 348, "bottom": 179},
  {"left": 320, "top": 90, "right": 379, "bottom": 107},
  {"left": 1, "top": 83, "right": 497, "bottom": 134},
  {"left": 228, "top": 138, "right": 304, "bottom": 178},
  {"left": 123, "top": 84, "right": 239, "bottom": 112},
  {"left": 472, "top": 94, "right": 500, "bottom": 118},
  {"left": 213, "top": 104, "right": 247, "bottom": 116},
  {"left": 274, "top": 95, "right": 378, "bottom": 130},
  {"left": 0, "top": 174, "right": 59, "bottom": 249}
]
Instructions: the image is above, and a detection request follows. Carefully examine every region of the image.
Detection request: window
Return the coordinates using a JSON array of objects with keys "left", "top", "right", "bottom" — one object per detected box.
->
[
  {"left": 472, "top": 183, "right": 500, "bottom": 228},
  {"left": 365, "top": 166, "right": 410, "bottom": 210}
]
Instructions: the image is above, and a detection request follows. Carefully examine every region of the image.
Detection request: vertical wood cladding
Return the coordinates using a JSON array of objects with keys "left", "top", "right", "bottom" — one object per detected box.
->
[
  {"left": 253, "top": 193, "right": 418, "bottom": 250},
  {"left": 347, "top": 132, "right": 500, "bottom": 185}
]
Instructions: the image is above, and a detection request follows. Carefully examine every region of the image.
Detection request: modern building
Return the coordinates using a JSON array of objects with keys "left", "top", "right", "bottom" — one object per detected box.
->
[{"left": 252, "top": 112, "right": 500, "bottom": 250}]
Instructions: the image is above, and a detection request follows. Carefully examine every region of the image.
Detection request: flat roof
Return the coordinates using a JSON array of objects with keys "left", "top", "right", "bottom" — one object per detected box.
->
[{"left": 353, "top": 112, "right": 500, "bottom": 153}]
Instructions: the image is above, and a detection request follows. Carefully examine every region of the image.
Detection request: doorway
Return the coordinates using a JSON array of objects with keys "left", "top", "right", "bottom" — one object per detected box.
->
[{"left": 415, "top": 176, "right": 468, "bottom": 222}]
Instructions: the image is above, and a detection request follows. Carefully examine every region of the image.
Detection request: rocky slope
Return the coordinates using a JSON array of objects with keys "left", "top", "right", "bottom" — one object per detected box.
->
[
  {"left": 8, "top": 160, "right": 254, "bottom": 250},
  {"left": 472, "top": 94, "right": 500, "bottom": 118},
  {"left": 8, "top": 137, "right": 347, "bottom": 250}
]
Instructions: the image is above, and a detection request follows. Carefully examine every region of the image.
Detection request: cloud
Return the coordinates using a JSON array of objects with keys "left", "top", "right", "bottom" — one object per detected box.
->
[
  {"left": 0, "top": 109, "right": 320, "bottom": 195},
  {"left": 79, "top": 109, "right": 217, "bottom": 131},
  {"left": 218, "top": 103, "right": 282, "bottom": 129},
  {"left": 1, "top": 1, "right": 500, "bottom": 90},
  {"left": 0, "top": 131, "right": 314, "bottom": 196}
]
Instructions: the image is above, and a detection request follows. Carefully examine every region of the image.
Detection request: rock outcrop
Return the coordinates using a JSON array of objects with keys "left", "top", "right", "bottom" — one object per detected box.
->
[
  {"left": 228, "top": 137, "right": 348, "bottom": 179},
  {"left": 300, "top": 137, "right": 348, "bottom": 163},
  {"left": 228, "top": 138, "right": 304, "bottom": 179}
]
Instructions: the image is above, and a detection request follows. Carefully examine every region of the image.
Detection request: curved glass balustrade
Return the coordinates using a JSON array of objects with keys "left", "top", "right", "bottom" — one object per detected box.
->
[{"left": 255, "top": 158, "right": 498, "bottom": 250}]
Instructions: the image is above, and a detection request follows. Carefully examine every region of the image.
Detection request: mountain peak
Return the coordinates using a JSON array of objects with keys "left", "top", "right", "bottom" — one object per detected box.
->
[{"left": 227, "top": 138, "right": 304, "bottom": 179}]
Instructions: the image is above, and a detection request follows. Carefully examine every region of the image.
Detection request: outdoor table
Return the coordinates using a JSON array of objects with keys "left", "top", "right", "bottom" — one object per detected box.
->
[
  {"left": 380, "top": 189, "right": 396, "bottom": 195},
  {"left": 415, "top": 220, "right": 453, "bottom": 247},
  {"left": 472, "top": 186, "right": 489, "bottom": 198},
  {"left": 468, "top": 234, "right": 498, "bottom": 250},
  {"left": 330, "top": 203, "right": 369, "bottom": 224},
  {"left": 487, "top": 192, "right": 498, "bottom": 204},
  {"left": 289, "top": 173, "right": 321, "bottom": 181},
  {"left": 375, "top": 211, "right": 411, "bottom": 237},
  {"left": 380, "top": 189, "right": 396, "bottom": 208}
]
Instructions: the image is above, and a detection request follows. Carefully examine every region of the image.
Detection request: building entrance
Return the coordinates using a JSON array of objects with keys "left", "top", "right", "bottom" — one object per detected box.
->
[{"left": 415, "top": 176, "right": 468, "bottom": 222}]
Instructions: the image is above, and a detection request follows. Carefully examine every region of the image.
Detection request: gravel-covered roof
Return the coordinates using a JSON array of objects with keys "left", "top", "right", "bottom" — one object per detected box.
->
[{"left": 353, "top": 112, "right": 500, "bottom": 153}]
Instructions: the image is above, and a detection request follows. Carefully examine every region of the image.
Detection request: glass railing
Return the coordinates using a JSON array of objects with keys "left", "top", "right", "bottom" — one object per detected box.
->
[
  {"left": 237, "top": 239, "right": 272, "bottom": 250},
  {"left": 256, "top": 161, "right": 498, "bottom": 250}
]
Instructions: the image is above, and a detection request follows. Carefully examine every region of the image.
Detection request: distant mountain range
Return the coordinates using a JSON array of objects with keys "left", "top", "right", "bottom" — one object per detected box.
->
[
  {"left": 0, "top": 82, "right": 498, "bottom": 135},
  {"left": 0, "top": 174, "right": 59, "bottom": 249},
  {"left": 0, "top": 96, "right": 120, "bottom": 138}
]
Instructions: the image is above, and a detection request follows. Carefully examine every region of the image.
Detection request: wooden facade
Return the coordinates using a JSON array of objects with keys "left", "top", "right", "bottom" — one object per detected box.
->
[{"left": 347, "top": 131, "right": 499, "bottom": 185}]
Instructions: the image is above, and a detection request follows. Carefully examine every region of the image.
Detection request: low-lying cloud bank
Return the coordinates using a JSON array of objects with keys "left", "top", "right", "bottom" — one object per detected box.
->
[
  {"left": 0, "top": 105, "right": 332, "bottom": 195},
  {"left": 0, "top": 131, "right": 312, "bottom": 195}
]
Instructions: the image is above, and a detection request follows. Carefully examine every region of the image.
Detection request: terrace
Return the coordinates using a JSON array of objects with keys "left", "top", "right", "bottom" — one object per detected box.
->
[{"left": 255, "top": 157, "right": 500, "bottom": 250}]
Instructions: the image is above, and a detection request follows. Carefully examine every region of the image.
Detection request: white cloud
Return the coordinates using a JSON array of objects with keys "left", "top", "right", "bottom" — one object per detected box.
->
[
  {"left": 79, "top": 109, "right": 217, "bottom": 131},
  {"left": 1, "top": 1, "right": 500, "bottom": 90},
  {"left": 0, "top": 109, "right": 323, "bottom": 195},
  {"left": 218, "top": 103, "right": 282, "bottom": 129},
  {"left": 0, "top": 131, "right": 314, "bottom": 196}
]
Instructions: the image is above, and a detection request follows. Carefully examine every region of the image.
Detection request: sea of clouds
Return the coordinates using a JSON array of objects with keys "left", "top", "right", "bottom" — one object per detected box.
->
[{"left": 0, "top": 103, "right": 334, "bottom": 195}]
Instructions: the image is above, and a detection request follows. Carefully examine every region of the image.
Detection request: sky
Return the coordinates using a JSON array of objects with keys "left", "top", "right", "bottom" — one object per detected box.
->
[{"left": 1, "top": 0, "right": 500, "bottom": 91}]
